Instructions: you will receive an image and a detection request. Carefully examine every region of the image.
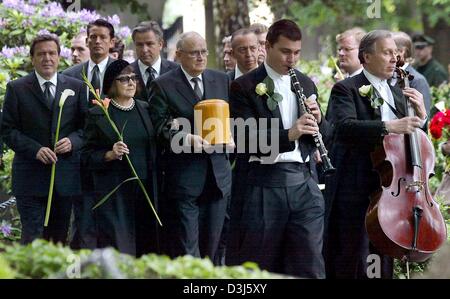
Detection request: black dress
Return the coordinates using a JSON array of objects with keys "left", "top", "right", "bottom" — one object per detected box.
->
[{"left": 83, "top": 100, "right": 159, "bottom": 257}]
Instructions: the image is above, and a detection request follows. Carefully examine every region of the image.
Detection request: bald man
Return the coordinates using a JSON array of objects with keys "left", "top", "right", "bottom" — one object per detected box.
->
[{"left": 149, "top": 32, "right": 232, "bottom": 263}]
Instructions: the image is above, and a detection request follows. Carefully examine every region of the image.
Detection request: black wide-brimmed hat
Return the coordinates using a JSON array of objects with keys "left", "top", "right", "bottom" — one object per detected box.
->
[{"left": 103, "top": 59, "right": 130, "bottom": 95}]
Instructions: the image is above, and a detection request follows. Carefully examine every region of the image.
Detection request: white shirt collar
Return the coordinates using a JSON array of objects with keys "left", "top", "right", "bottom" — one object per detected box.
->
[
  {"left": 234, "top": 65, "right": 244, "bottom": 79},
  {"left": 35, "top": 71, "right": 57, "bottom": 87},
  {"left": 138, "top": 55, "right": 162, "bottom": 76},
  {"left": 363, "top": 69, "right": 387, "bottom": 88},
  {"left": 349, "top": 67, "right": 363, "bottom": 77},
  {"left": 264, "top": 61, "right": 290, "bottom": 83},
  {"left": 180, "top": 65, "right": 202, "bottom": 83},
  {"left": 88, "top": 56, "right": 109, "bottom": 74}
]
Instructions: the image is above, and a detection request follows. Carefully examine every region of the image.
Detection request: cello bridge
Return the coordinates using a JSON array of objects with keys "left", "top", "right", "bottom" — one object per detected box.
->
[{"left": 406, "top": 181, "right": 424, "bottom": 192}]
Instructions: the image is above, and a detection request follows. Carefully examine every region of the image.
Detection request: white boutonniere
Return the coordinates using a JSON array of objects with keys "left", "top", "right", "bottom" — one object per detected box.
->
[
  {"left": 358, "top": 84, "right": 384, "bottom": 109},
  {"left": 255, "top": 76, "right": 283, "bottom": 111}
]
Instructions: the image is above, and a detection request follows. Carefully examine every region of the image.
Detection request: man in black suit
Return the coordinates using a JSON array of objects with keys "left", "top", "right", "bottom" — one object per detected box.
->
[
  {"left": 325, "top": 30, "right": 427, "bottom": 278},
  {"left": 130, "top": 21, "right": 178, "bottom": 102},
  {"left": 228, "top": 19, "right": 329, "bottom": 278},
  {"left": 1, "top": 34, "right": 87, "bottom": 244},
  {"left": 63, "top": 19, "right": 116, "bottom": 102},
  {"left": 227, "top": 28, "right": 259, "bottom": 81},
  {"left": 214, "top": 27, "right": 260, "bottom": 266},
  {"left": 63, "top": 19, "right": 115, "bottom": 250},
  {"left": 149, "top": 32, "right": 232, "bottom": 263}
]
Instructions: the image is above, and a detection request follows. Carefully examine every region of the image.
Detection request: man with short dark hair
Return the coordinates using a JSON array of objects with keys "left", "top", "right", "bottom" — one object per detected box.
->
[
  {"left": 228, "top": 19, "right": 329, "bottom": 278},
  {"left": 64, "top": 19, "right": 116, "bottom": 101},
  {"left": 70, "top": 32, "right": 90, "bottom": 65},
  {"left": 130, "top": 21, "right": 178, "bottom": 102},
  {"left": 63, "top": 19, "right": 116, "bottom": 250},
  {"left": 1, "top": 34, "right": 87, "bottom": 245},
  {"left": 325, "top": 30, "right": 427, "bottom": 278}
]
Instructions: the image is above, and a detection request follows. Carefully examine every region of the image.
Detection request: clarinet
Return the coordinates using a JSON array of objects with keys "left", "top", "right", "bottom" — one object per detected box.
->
[{"left": 288, "top": 68, "right": 335, "bottom": 175}]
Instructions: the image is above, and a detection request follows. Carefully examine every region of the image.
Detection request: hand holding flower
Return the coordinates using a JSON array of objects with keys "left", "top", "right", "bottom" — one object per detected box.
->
[
  {"left": 55, "top": 137, "right": 72, "bottom": 154},
  {"left": 36, "top": 147, "right": 57, "bottom": 164},
  {"left": 106, "top": 141, "right": 130, "bottom": 161}
]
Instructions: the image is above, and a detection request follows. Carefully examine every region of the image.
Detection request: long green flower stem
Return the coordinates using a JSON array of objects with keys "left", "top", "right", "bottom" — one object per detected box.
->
[
  {"left": 81, "top": 71, "right": 162, "bottom": 226},
  {"left": 44, "top": 98, "right": 64, "bottom": 227}
]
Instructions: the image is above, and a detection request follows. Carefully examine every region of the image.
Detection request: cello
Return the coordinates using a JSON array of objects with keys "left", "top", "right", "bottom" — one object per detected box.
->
[{"left": 365, "top": 57, "right": 447, "bottom": 263}]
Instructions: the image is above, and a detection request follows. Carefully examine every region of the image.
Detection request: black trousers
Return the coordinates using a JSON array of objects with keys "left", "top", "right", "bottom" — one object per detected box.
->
[
  {"left": 163, "top": 164, "right": 227, "bottom": 262},
  {"left": 69, "top": 192, "right": 97, "bottom": 250},
  {"left": 234, "top": 173, "right": 326, "bottom": 278},
  {"left": 325, "top": 192, "right": 393, "bottom": 279},
  {"left": 16, "top": 193, "right": 73, "bottom": 245}
]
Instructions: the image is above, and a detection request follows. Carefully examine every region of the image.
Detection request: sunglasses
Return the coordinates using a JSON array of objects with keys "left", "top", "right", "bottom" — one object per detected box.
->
[
  {"left": 115, "top": 74, "right": 138, "bottom": 84},
  {"left": 414, "top": 44, "right": 427, "bottom": 50}
]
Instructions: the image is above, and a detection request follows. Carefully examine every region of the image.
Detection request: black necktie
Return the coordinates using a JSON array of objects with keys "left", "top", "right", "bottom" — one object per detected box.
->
[
  {"left": 44, "top": 81, "right": 54, "bottom": 107},
  {"left": 191, "top": 77, "right": 203, "bottom": 101},
  {"left": 91, "top": 64, "right": 100, "bottom": 93},
  {"left": 146, "top": 67, "right": 156, "bottom": 94}
]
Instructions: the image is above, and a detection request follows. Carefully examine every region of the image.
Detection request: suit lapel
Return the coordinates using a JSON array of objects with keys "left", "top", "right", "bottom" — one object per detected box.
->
[
  {"left": 175, "top": 67, "right": 200, "bottom": 106},
  {"left": 135, "top": 100, "right": 154, "bottom": 139},
  {"left": 28, "top": 73, "right": 52, "bottom": 110},
  {"left": 50, "top": 75, "right": 66, "bottom": 141},
  {"left": 389, "top": 85, "right": 406, "bottom": 118},
  {"left": 357, "top": 72, "right": 382, "bottom": 120},
  {"left": 253, "top": 64, "right": 283, "bottom": 126},
  {"left": 133, "top": 61, "right": 148, "bottom": 99},
  {"left": 202, "top": 70, "right": 215, "bottom": 100},
  {"left": 160, "top": 59, "right": 170, "bottom": 75}
]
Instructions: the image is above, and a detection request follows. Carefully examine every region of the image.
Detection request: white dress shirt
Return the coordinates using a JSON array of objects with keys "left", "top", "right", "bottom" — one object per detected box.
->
[
  {"left": 35, "top": 71, "right": 57, "bottom": 98},
  {"left": 363, "top": 69, "right": 427, "bottom": 126},
  {"left": 234, "top": 65, "right": 244, "bottom": 79},
  {"left": 363, "top": 69, "right": 398, "bottom": 121},
  {"left": 88, "top": 57, "right": 109, "bottom": 94},
  {"left": 249, "top": 62, "right": 309, "bottom": 164},
  {"left": 180, "top": 66, "right": 204, "bottom": 95},
  {"left": 138, "top": 55, "right": 162, "bottom": 82}
]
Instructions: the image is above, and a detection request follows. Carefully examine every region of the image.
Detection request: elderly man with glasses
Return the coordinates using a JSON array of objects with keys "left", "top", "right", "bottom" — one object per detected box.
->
[{"left": 148, "top": 32, "right": 232, "bottom": 263}]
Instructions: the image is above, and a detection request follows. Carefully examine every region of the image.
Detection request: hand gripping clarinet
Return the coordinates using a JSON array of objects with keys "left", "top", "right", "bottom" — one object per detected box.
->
[{"left": 288, "top": 68, "right": 336, "bottom": 175}]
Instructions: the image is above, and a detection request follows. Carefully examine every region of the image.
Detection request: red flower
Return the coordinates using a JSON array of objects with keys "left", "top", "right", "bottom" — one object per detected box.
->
[{"left": 430, "top": 110, "right": 449, "bottom": 139}]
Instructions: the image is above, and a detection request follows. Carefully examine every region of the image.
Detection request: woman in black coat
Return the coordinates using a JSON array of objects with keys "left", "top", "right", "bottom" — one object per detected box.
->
[{"left": 82, "top": 59, "right": 159, "bottom": 256}]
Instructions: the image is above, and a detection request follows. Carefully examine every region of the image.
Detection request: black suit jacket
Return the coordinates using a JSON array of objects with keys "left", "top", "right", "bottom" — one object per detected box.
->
[
  {"left": 149, "top": 66, "right": 232, "bottom": 197},
  {"left": 226, "top": 69, "right": 236, "bottom": 81},
  {"left": 81, "top": 100, "right": 158, "bottom": 196},
  {"left": 1, "top": 72, "right": 87, "bottom": 196},
  {"left": 326, "top": 71, "right": 407, "bottom": 201},
  {"left": 229, "top": 64, "right": 331, "bottom": 183},
  {"left": 131, "top": 59, "right": 178, "bottom": 102}
]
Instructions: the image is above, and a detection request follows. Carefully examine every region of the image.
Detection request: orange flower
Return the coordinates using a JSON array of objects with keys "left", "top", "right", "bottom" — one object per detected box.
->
[
  {"left": 103, "top": 98, "right": 111, "bottom": 109},
  {"left": 91, "top": 98, "right": 111, "bottom": 109}
]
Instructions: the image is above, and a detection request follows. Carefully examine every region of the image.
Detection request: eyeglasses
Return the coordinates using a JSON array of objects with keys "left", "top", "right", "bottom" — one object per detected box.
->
[
  {"left": 414, "top": 45, "right": 427, "bottom": 50},
  {"left": 115, "top": 74, "right": 138, "bottom": 84},
  {"left": 180, "top": 49, "right": 209, "bottom": 58}
]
